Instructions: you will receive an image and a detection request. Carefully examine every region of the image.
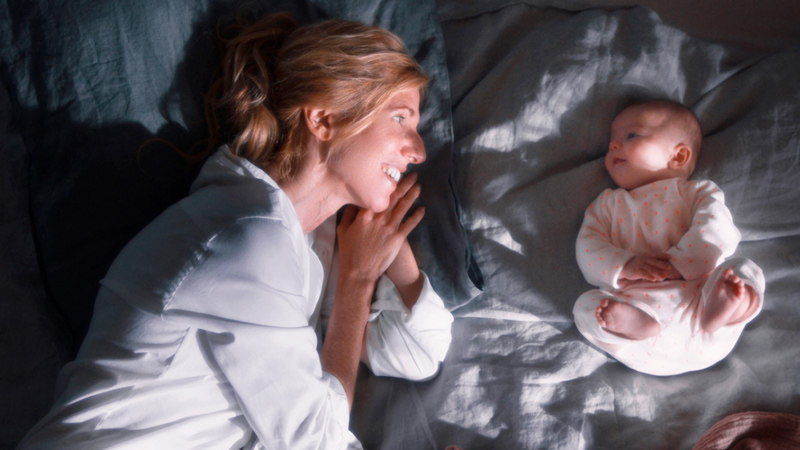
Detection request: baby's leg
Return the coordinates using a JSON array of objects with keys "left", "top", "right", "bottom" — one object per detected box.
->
[
  {"left": 596, "top": 299, "right": 661, "bottom": 340},
  {"left": 701, "top": 268, "right": 757, "bottom": 334}
]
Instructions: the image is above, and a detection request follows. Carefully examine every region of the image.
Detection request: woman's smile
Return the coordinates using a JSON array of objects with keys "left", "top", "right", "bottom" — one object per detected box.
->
[{"left": 382, "top": 165, "right": 402, "bottom": 183}]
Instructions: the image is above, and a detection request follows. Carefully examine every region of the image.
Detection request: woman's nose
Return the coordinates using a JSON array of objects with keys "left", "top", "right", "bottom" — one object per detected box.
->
[{"left": 404, "top": 132, "right": 426, "bottom": 164}]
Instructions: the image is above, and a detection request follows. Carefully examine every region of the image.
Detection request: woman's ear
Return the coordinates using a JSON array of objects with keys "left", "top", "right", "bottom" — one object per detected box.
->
[
  {"left": 304, "top": 107, "right": 334, "bottom": 141},
  {"left": 669, "top": 145, "right": 692, "bottom": 170}
]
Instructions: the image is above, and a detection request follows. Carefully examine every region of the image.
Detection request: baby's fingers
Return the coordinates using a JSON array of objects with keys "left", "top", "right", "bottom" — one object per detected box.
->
[
  {"left": 648, "top": 265, "right": 671, "bottom": 280},
  {"left": 639, "top": 264, "right": 666, "bottom": 281},
  {"left": 643, "top": 254, "right": 671, "bottom": 270}
]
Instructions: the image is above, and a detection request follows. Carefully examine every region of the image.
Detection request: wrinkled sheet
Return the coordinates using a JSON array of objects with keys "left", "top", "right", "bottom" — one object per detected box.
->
[{"left": 351, "top": 2, "right": 800, "bottom": 449}]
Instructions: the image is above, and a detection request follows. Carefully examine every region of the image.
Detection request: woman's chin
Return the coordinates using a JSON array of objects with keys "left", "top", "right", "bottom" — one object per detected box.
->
[
  {"left": 370, "top": 198, "right": 391, "bottom": 213},
  {"left": 370, "top": 186, "right": 396, "bottom": 213}
]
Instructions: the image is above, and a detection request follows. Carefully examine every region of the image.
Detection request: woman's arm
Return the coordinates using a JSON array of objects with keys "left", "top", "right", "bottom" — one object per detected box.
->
[
  {"left": 321, "top": 271, "right": 374, "bottom": 408},
  {"left": 322, "top": 174, "right": 424, "bottom": 406},
  {"left": 385, "top": 240, "right": 424, "bottom": 310}
]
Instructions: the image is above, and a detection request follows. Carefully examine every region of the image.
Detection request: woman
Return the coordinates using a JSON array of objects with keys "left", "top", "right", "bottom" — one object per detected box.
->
[{"left": 19, "top": 13, "right": 453, "bottom": 449}]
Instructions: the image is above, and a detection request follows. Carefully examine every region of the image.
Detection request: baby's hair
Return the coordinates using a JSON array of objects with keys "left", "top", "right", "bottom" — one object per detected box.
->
[{"left": 622, "top": 99, "right": 702, "bottom": 175}]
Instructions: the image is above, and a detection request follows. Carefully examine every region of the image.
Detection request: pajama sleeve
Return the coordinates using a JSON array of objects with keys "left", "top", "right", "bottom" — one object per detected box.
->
[
  {"left": 364, "top": 273, "right": 454, "bottom": 381},
  {"left": 666, "top": 180, "right": 741, "bottom": 280},
  {"left": 160, "top": 218, "right": 351, "bottom": 450},
  {"left": 576, "top": 189, "right": 637, "bottom": 290},
  {"left": 318, "top": 243, "right": 453, "bottom": 382}
]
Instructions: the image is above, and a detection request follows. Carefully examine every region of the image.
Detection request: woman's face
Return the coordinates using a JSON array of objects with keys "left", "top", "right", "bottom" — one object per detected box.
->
[{"left": 329, "top": 88, "right": 426, "bottom": 212}]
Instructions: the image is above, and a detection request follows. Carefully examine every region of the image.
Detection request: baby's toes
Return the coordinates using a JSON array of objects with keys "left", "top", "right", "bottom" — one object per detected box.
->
[
  {"left": 733, "top": 280, "right": 746, "bottom": 298},
  {"left": 598, "top": 305, "right": 615, "bottom": 328},
  {"left": 722, "top": 268, "right": 735, "bottom": 281},
  {"left": 595, "top": 307, "right": 607, "bottom": 327}
]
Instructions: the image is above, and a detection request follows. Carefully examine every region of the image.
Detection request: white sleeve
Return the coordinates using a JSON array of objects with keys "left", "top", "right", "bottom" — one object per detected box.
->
[
  {"left": 161, "top": 218, "right": 350, "bottom": 450},
  {"left": 576, "top": 189, "right": 637, "bottom": 290},
  {"left": 666, "top": 180, "right": 741, "bottom": 280},
  {"left": 364, "top": 272, "right": 454, "bottom": 381}
]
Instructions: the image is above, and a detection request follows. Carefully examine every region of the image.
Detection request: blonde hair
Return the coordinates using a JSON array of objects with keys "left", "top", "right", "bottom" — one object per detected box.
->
[{"left": 205, "top": 12, "right": 429, "bottom": 182}]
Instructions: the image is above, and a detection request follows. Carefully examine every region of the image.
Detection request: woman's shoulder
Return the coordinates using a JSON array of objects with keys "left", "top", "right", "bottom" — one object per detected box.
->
[
  {"left": 100, "top": 152, "right": 305, "bottom": 315},
  {"left": 182, "top": 147, "right": 297, "bottom": 235},
  {"left": 179, "top": 178, "right": 290, "bottom": 238}
]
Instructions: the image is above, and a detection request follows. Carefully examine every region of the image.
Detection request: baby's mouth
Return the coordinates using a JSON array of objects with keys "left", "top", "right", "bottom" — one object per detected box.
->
[{"left": 382, "top": 165, "right": 401, "bottom": 183}]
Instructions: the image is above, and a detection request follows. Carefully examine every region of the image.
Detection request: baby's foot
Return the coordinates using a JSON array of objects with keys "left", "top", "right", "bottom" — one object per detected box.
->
[
  {"left": 595, "top": 299, "right": 661, "bottom": 340},
  {"left": 701, "top": 269, "right": 755, "bottom": 334}
]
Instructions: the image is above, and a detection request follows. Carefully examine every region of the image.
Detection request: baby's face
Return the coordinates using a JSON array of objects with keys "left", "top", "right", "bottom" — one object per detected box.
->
[{"left": 605, "top": 105, "right": 683, "bottom": 190}]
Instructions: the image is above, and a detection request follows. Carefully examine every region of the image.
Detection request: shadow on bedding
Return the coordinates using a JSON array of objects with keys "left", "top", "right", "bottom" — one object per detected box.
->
[
  {"left": 0, "top": 4, "right": 234, "bottom": 445},
  {"left": 452, "top": 80, "right": 666, "bottom": 320}
]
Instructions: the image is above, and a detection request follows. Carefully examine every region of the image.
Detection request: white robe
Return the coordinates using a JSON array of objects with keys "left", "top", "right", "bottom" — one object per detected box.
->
[
  {"left": 19, "top": 147, "right": 454, "bottom": 449},
  {"left": 573, "top": 178, "right": 764, "bottom": 376}
]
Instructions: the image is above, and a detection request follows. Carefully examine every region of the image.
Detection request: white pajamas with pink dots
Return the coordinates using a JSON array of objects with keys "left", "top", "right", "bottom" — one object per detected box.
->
[{"left": 573, "top": 178, "right": 765, "bottom": 376}]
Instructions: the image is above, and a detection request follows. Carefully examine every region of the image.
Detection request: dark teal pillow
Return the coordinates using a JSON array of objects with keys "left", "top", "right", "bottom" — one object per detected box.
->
[{"left": 0, "top": 0, "right": 478, "bottom": 349}]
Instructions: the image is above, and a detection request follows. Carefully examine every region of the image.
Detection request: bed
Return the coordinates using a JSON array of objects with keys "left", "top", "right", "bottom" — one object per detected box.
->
[{"left": 2, "top": 0, "right": 799, "bottom": 449}]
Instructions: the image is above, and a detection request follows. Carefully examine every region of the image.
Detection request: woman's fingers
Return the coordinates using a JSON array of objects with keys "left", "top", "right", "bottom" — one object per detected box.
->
[
  {"left": 339, "top": 204, "right": 358, "bottom": 230},
  {"left": 394, "top": 172, "right": 418, "bottom": 200},
  {"left": 398, "top": 206, "right": 425, "bottom": 238},
  {"left": 384, "top": 173, "right": 418, "bottom": 219},
  {"left": 336, "top": 172, "right": 426, "bottom": 282},
  {"left": 382, "top": 172, "right": 418, "bottom": 213},
  {"left": 390, "top": 183, "right": 422, "bottom": 225}
]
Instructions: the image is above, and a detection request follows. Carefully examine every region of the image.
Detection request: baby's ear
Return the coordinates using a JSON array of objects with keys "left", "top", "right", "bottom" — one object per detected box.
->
[{"left": 669, "top": 145, "right": 692, "bottom": 170}]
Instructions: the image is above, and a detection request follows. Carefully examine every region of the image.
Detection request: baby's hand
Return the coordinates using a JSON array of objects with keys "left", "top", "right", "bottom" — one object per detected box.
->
[
  {"left": 620, "top": 253, "right": 681, "bottom": 283},
  {"left": 663, "top": 261, "right": 682, "bottom": 280}
]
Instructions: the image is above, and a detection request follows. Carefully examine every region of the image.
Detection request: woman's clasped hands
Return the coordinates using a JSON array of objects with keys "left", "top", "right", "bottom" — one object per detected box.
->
[{"left": 336, "top": 171, "right": 425, "bottom": 290}]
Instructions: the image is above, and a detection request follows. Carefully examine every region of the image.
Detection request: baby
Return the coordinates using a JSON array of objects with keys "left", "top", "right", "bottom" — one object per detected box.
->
[{"left": 572, "top": 99, "right": 765, "bottom": 376}]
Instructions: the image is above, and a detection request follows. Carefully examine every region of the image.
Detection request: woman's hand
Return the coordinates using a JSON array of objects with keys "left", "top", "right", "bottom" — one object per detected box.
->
[
  {"left": 323, "top": 172, "right": 425, "bottom": 407},
  {"left": 336, "top": 172, "right": 425, "bottom": 285}
]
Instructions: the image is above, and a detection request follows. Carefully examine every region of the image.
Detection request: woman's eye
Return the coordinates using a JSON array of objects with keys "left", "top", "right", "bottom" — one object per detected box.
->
[
  {"left": 627, "top": 132, "right": 637, "bottom": 140},
  {"left": 393, "top": 115, "right": 405, "bottom": 124}
]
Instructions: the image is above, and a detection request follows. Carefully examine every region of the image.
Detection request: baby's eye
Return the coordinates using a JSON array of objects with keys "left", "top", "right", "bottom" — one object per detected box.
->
[
  {"left": 627, "top": 132, "right": 638, "bottom": 140},
  {"left": 393, "top": 115, "right": 405, "bottom": 124}
]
